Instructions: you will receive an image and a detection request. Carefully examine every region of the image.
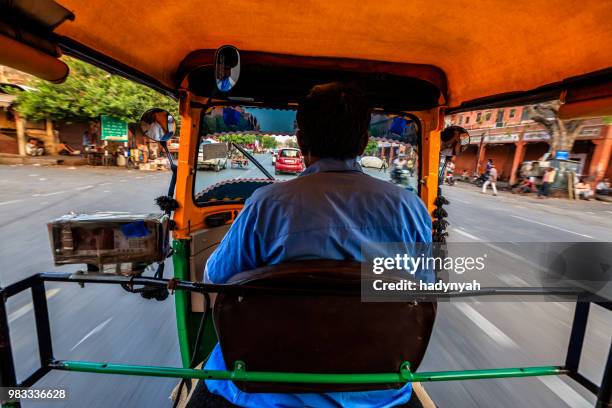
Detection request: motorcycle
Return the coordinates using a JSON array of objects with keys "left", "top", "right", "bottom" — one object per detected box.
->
[
  {"left": 444, "top": 174, "right": 455, "bottom": 186},
  {"left": 472, "top": 173, "right": 488, "bottom": 187},
  {"left": 390, "top": 165, "right": 410, "bottom": 186}
]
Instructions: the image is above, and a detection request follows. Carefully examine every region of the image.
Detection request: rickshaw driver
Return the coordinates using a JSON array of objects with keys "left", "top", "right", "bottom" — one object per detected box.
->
[{"left": 203, "top": 82, "right": 432, "bottom": 407}]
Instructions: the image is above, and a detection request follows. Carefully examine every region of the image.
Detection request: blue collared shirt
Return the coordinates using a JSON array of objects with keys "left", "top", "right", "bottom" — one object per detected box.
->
[{"left": 204, "top": 158, "right": 432, "bottom": 407}]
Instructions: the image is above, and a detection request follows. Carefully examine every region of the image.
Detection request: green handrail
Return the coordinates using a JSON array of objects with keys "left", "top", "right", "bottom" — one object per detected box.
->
[{"left": 50, "top": 360, "right": 566, "bottom": 384}]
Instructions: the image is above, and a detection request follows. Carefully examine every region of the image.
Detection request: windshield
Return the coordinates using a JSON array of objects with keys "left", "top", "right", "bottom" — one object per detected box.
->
[
  {"left": 280, "top": 149, "right": 300, "bottom": 158},
  {"left": 194, "top": 106, "right": 420, "bottom": 206}
]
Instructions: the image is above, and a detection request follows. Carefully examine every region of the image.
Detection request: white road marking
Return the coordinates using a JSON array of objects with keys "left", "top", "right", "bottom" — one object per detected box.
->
[
  {"left": 103, "top": 190, "right": 110, "bottom": 193},
  {"left": 74, "top": 185, "right": 94, "bottom": 191},
  {"left": 28, "top": 174, "right": 39, "bottom": 177},
  {"left": 8, "top": 288, "right": 61, "bottom": 323},
  {"left": 100, "top": 182, "right": 112, "bottom": 186},
  {"left": 455, "top": 303, "right": 518, "bottom": 348},
  {"left": 606, "top": 210, "right": 612, "bottom": 215},
  {"left": 39, "top": 178, "right": 46, "bottom": 181},
  {"left": 484, "top": 243, "right": 546, "bottom": 273},
  {"left": 452, "top": 198, "right": 471, "bottom": 204},
  {"left": 40, "top": 190, "right": 67, "bottom": 197},
  {"left": 452, "top": 228, "right": 481, "bottom": 241},
  {"left": 70, "top": 317, "right": 113, "bottom": 351},
  {"left": 554, "top": 302, "right": 570, "bottom": 312},
  {"left": 498, "top": 274, "right": 529, "bottom": 287},
  {"left": 0, "top": 199, "right": 23, "bottom": 206},
  {"left": 538, "top": 376, "right": 592, "bottom": 408},
  {"left": 509, "top": 215, "right": 593, "bottom": 239}
]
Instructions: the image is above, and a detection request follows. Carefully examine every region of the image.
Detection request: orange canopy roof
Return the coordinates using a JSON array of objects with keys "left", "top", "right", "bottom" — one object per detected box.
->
[{"left": 54, "top": 0, "right": 612, "bottom": 107}]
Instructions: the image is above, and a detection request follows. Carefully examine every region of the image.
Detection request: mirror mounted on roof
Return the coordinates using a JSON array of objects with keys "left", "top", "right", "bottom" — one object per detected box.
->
[
  {"left": 440, "top": 125, "right": 469, "bottom": 157},
  {"left": 215, "top": 45, "right": 241, "bottom": 93},
  {"left": 139, "top": 108, "right": 176, "bottom": 143}
]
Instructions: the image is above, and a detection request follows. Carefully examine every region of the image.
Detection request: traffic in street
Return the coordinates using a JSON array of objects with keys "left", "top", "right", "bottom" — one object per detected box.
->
[{"left": 1, "top": 158, "right": 610, "bottom": 407}]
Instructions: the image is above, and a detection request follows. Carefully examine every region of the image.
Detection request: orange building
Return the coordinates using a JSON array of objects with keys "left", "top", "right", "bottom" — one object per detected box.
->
[{"left": 448, "top": 106, "right": 612, "bottom": 185}]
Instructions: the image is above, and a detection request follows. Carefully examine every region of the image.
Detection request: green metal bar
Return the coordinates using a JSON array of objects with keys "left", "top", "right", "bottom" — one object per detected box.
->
[
  {"left": 172, "top": 239, "right": 192, "bottom": 368},
  {"left": 50, "top": 360, "right": 566, "bottom": 384}
]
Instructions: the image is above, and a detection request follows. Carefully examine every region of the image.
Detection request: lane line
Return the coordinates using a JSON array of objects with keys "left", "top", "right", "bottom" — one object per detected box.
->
[
  {"left": 451, "top": 198, "right": 471, "bottom": 204},
  {"left": 455, "top": 303, "right": 518, "bottom": 348},
  {"left": 452, "top": 228, "right": 481, "bottom": 241},
  {"left": 70, "top": 317, "right": 113, "bottom": 351},
  {"left": 509, "top": 215, "right": 593, "bottom": 239},
  {"left": 40, "top": 190, "right": 68, "bottom": 197},
  {"left": 538, "top": 376, "right": 592, "bottom": 408},
  {"left": 484, "top": 243, "right": 546, "bottom": 273},
  {"left": 0, "top": 199, "right": 23, "bottom": 206},
  {"left": 8, "top": 288, "right": 61, "bottom": 323},
  {"left": 74, "top": 185, "right": 94, "bottom": 191}
]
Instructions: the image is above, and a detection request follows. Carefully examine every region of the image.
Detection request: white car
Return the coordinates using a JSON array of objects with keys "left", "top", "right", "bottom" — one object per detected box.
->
[{"left": 359, "top": 156, "right": 384, "bottom": 169}]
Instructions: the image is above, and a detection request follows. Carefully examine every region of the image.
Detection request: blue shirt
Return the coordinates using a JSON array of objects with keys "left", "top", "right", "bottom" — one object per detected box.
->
[{"left": 204, "top": 158, "right": 432, "bottom": 407}]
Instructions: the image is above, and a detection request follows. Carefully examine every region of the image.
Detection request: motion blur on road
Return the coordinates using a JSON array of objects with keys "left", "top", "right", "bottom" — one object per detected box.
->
[{"left": 1, "top": 154, "right": 611, "bottom": 407}]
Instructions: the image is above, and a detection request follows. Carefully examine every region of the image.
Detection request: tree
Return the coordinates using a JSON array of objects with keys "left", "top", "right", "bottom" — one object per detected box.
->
[
  {"left": 529, "top": 101, "right": 583, "bottom": 156},
  {"left": 10, "top": 57, "right": 178, "bottom": 124},
  {"left": 364, "top": 139, "right": 379, "bottom": 156},
  {"left": 260, "top": 135, "right": 278, "bottom": 149},
  {"left": 283, "top": 139, "right": 298, "bottom": 148}
]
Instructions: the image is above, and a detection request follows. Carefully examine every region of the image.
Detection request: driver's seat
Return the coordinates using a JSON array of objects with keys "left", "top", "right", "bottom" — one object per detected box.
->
[{"left": 213, "top": 260, "right": 437, "bottom": 393}]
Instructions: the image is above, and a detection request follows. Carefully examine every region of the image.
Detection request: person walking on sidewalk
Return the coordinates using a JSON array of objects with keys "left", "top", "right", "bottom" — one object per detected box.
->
[
  {"left": 481, "top": 163, "right": 498, "bottom": 195},
  {"left": 537, "top": 167, "right": 556, "bottom": 198}
]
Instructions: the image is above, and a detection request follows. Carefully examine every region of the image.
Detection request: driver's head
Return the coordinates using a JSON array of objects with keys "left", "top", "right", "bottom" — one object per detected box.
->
[{"left": 296, "top": 82, "right": 370, "bottom": 162}]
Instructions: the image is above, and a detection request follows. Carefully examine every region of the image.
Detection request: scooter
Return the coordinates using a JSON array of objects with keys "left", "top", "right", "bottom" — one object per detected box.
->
[
  {"left": 472, "top": 173, "right": 488, "bottom": 187},
  {"left": 444, "top": 174, "right": 455, "bottom": 186},
  {"left": 390, "top": 165, "right": 410, "bottom": 185}
]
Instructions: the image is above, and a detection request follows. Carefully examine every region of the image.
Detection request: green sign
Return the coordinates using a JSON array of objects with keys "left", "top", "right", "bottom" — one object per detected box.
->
[{"left": 101, "top": 115, "right": 128, "bottom": 142}]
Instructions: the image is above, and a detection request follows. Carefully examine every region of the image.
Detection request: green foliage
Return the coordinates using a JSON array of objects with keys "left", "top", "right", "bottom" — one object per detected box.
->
[
  {"left": 11, "top": 57, "right": 177, "bottom": 124},
  {"left": 218, "top": 133, "right": 256, "bottom": 145},
  {"left": 364, "top": 139, "right": 379, "bottom": 156},
  {"left": 260, "top": 135, "right": 278, "bottom": 149},
  {"left": 283, "top": 139, "right": 298, "bottom": 148}
]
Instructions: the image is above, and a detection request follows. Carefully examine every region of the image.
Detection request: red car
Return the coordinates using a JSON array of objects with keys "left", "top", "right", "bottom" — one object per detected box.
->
[{"left": 274, "top": 148, "right": 305, "bottom": 175}]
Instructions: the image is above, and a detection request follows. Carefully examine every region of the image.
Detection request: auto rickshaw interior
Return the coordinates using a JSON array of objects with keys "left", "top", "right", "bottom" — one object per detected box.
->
[{"left": 1, "top": 1, "right": 611, "bottom": 406}]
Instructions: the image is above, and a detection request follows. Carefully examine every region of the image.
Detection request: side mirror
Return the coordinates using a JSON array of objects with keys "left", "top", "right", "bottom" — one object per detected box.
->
[
  {"left": 215, "top": 45, "right": 240, "bottom": 92},
  {"left": 139, "top": 109, "right": 176, "bottom": 142},
  {"left": 441, "top": 126, "right": 469, "bottom": 157}
]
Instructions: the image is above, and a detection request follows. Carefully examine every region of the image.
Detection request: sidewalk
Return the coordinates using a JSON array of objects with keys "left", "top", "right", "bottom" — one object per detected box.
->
[
  {"left": 0, "top": 153, "right": 87, "bottom": 166},
  {"left": 452, "top": 180, "right": 612, "bottom": 212}
]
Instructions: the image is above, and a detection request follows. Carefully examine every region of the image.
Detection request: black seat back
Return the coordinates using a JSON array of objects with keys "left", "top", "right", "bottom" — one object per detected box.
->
[{"left": 213, "top": 260, "right": 436, "bottom": 393}]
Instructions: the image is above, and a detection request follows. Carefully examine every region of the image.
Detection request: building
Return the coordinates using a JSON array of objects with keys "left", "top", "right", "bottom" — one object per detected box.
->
[{"left": 447, "top": 105, "right": 612, "bottom": 184}]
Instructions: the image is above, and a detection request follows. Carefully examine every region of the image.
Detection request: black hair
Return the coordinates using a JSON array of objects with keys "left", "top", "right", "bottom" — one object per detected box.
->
[{"left": 296, "top": 82, "right": 370, "bottom": 159}]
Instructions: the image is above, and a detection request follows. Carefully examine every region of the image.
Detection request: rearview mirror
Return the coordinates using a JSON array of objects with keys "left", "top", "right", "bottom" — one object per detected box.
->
[
  {"left": 440, "top": 126, "right": 469, "bottom": 157},
  {"left": 139, "top": 109, "right": 176, "bottom": 142},
  {"left": 215, "top": 46, "right": 240, "bottom": 92}
]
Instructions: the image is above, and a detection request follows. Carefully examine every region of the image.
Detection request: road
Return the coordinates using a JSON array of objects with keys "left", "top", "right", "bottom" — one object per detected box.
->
[{"left": 1, "top": 155, "right": 611, "bottom": 407}]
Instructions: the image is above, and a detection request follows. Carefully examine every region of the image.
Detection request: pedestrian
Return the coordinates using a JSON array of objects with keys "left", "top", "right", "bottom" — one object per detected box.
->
[
  {"left": 379, "top": 158, "right": 388, "bottom": 172},
  {"left": 25, "top": 138, "right": 44, "bottom": 156},
  {"left": 596, "top": 178, "right": 610, "bottom": 196},
  {"left": 575, "top": 178, "right": 594, "bottom": 200},
  {"left": 481, "top": 163, "right": 497, "bottom": 195},
  {"left": 512, "top": 177, "right": 535, "bottom": 194},
  {"left": 537, "top": 167, "right": 556, "bottom": 198},
  {"left": 82, "top": 130, "right": 91, "bottom": 149}
]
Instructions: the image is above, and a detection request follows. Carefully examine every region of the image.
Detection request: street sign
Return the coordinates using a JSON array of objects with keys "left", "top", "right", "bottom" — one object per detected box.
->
[
  {"left": 101, "top": 115, "right": 128, "bottom": 142},
  {"left": 555, "top": 150, "right": 569, "bottom": 160}
]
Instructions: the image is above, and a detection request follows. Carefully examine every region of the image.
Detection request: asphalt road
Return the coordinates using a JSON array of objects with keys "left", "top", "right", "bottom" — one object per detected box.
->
[{"left": 1, "top": 155, "right": 611, "bottom": 408}]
